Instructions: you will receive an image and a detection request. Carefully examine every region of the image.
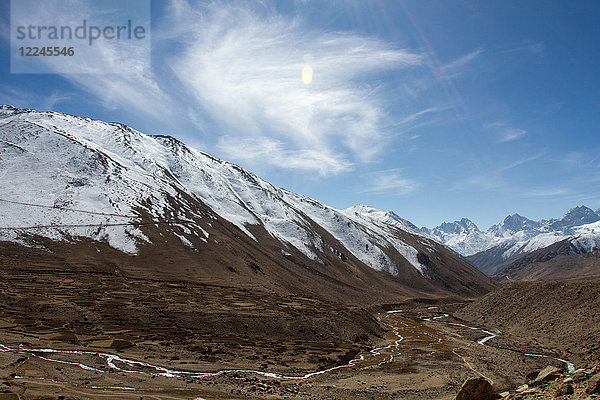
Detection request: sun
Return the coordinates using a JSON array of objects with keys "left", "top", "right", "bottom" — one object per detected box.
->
[{"left": 302, "top": 65, "right": 313, "bottom": 84}]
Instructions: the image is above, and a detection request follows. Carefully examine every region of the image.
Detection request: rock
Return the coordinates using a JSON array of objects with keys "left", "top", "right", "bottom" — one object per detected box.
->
[
  {"left": 516, "top": 384, "right": 529, "bottom": 392},
  {"left": 555, "top": 381, "right": 574, "bottom": 396},
  {"left": 455, "top": 377, "right": 497, "bottom": 400},
  {"left": 110, "top": 339, "right": 134, "bottom": 350},
  {"left": 585, "top": 373, "right": 600, "bottom": 394},
  {"left": 573, "top": 371, "right": 591, "bottom": 383},
  {"left": 499, "top": 391, "right": 510, "bottom": 398},
  {"left": 530, "top": 366, "right": 560, "bottom": 386}
]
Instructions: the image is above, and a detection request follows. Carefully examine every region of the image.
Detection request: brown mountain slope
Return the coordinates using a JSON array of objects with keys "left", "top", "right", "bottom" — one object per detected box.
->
[
  {"left": 493, "top": 239, "right": 600, "bottom": 282},
  {"left": 455, "top": 280, "right": 600, "bottom": 365}
]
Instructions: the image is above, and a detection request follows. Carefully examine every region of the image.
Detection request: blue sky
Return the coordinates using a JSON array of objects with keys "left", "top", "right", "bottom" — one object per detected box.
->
[{"left": 1, "top": 0, "right": 599, "bottom": 229}]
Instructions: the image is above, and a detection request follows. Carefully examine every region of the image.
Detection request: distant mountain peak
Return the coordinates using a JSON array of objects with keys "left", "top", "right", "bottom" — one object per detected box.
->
[
  {"left": 435, "top": 218, "right": 480, "bottom": 235},
  {"left": 563, "top": 205, "right": 597, "bottom": 219},
  {"left": 549, "top": 205, "right": 600, "bottom": 232},
  {"left": 344, "top": 204, "right": 423, "bottom": 236},
  {"left": 488, "top": 213, "right": 540, "bottom": 238}
]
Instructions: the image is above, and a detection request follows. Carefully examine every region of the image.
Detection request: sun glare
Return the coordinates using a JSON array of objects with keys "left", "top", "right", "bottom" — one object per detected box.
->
[{"left": 302, "top": 65, "right": 313, "bottom": 84}]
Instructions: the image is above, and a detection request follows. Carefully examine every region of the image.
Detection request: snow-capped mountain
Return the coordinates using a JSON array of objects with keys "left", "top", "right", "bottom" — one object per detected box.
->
[
  {"left": 0, "top": 106, "right": 494, "bottom": 298},
  {"left": 427, "top": 206, "right": 600, "bottom": 276},
  {"left": 421, "top": 218, "right": 491, "bottom": 257},
  {"left": 546, "top": 205, "right": 600, "bottom": 233},
  {"left": 493, "top": 220, "right": 600, "bottom": 282},
  {"left": 487, "top": 214, "right": 541, "bottom": 239}
]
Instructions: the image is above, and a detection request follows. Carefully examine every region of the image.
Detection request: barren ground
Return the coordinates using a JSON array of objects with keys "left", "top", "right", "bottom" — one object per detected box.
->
[{"left": 0, "top": 263, "right": 572, "bottom": 400}]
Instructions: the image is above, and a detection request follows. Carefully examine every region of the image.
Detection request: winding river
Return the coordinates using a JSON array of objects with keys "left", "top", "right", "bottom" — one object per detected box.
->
[
  {"left": 0, "top": 307, "right": 575, "bottom": 384},
  {"left": 0, "top": 314, "right": 406, "bottom": 381},
  {"left": 416, "top": 311, "right": 575, "bottom": 372}
]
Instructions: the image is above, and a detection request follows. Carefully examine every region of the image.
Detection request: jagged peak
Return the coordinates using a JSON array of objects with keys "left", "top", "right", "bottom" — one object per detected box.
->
[
  {"left": 562, "top": 205, "right": 597, "bottom": 218},
  {"left": 433, "top": 218, "right": 480, "bottom": 234}
]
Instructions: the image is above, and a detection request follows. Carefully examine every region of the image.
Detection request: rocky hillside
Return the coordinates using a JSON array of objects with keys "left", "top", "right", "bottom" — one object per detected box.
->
[
  {"left": 493, "top": 236, "right": 600, "bottom": 282},
  {"left": 455, "top": 281, "right": 600, "bottom": 365}
]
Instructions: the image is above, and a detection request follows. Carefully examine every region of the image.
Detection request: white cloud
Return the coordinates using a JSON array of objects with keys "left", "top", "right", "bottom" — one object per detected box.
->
[
  {"left": 7, "top": 0, "right": 172, "bottom": 120},
  {"left": 216, "top": 136, "right": 353, "bottom": 176},
  {"left": 499, "top": 127, "right": 527, "bottom": 142},
  {"left": 362, "top": 169, "right": 419, "bottom": 194},
  {"left": 0, "top": 85, "right": 72, "bottom": 112},
  {"left": 521, "top": 187, "right": 572, "bottom": 197},
  {"left": 398, "top": 106, "right": 444, "bottom": 125},
  {"left": 169, "top": 3, "right": 422, "bottom": 174},
  {"left": 441, "top": 48, "right": 483, "bottom": 77},
  {"left": 7, "top": 1, "right": 479, "bottom": 177},
  {"left": 39, "top": 91, "right": 72, "bottom": 111},
  {"left": 484, "top": 121, "right": 527, "bottom": 143}
]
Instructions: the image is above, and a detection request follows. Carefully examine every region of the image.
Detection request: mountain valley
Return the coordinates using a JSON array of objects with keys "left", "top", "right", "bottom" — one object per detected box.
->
[{"left": 0, "top": 106, "right": 598, "bottom": 399}]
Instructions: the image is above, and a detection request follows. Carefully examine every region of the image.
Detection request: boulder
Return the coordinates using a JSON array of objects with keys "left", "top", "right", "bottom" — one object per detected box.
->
[
  {"left": 555, "top": 381, "right": 574, "bottom": 396},
  {"left": 515, "top": 384, "right": 529, "bottom": 392},
  {"left": 572, "top": 371, "right": 590, "bottom": 383},
  {"left": 585, "top": 373, "right": 600, "bottom": 394},
  {"left": 530, "top": 365, "right": 560, "bottom": 386},
  {"left": 455, "top": 377, "right": 497, "bottom": 400}
]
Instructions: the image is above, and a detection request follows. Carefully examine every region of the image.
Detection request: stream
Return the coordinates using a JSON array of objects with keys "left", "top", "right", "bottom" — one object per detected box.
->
[
  {"left": 416, "top": 311, "right": 575, "bottom": 372},
  {"left": 0, "top": 314, "right": 406, "bottom": 381},
  {"left": 0, "top": 308, "right": 575, "bottom": 384}
]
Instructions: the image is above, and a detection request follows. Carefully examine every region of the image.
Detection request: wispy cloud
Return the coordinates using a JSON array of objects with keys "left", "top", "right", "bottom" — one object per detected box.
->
[
  {"left": 362, "top": 169, "right": 420, "bottom": 194},
  {"left": 441, "top": 48, "right": 483, "bottom": 77},
  {"left": 168, "top": 3, "right": 422, "bottom": 174},
  {"left": 0, "top": 85, "right": 73, "bottom": 112},
  {"left": 39, "top": 91, "right": 72, "bottom": 111},
  {"left": 499, "top": 40, "right": 545, "bottom": 58},
  {"left": 484, "top": 121, "right": 527, "bottom": 143},
  {"left": 6, "top": 1, "right": 483, "bottom": 177},
  {"left": 398, "top": 106, "right": 444, "bottom": 125},
  {"left": 520, "top": 187, "right": 572, "bottom": 197},
  {"left": 499, "top": 127, "right": 527, "bottom": 142},
  {"left": 499, "top": 153, "right": 544, "bottom": 172},
  {"left": 216, "top": 136, "right": 353, "bottom": 176},
  {"left": 7, "top": 0, "right": 172, "bottom": 121}
]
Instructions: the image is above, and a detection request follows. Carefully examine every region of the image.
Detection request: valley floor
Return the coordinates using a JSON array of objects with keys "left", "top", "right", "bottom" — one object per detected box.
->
[{"left": 0, "top": 267, "right": 573, "bottom": 400}]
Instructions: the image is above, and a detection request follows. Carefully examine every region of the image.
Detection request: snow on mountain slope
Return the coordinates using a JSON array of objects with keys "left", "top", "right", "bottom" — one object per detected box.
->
[
  {"left": 424, "top": 218, "right": 493, "bottom": 256},
  {"left": 0, "top": 106, "right": 433, "bottom": 276},
  {"left": 427, "top": 206, "right": 600, "bottom": 275},
  {"left": 546, "top": 205, "right": 600, "bottom": 233},
  {"left": 343, "top": 204, "right": 425, "bottom": 237},
  {"left": 340, "top": 204, "right": 436, "bottom": 273},
  {"left": 571, "top": 221, "right": 600, "bottom": 253},
  {"left": 487, "top": 214, "right": 541, "bottom": 240},
  {"left": 483, "top": 208, "right": 600, "bottom": 263}
]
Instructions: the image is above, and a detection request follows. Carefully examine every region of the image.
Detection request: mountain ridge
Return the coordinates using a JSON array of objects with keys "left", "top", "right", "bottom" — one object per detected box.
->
[
  {"left": 0, "top": 105, "right": 494, "bottom": 301},
  {"left": 425, "top": 205, "right": 600, "bottom": 277}
]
